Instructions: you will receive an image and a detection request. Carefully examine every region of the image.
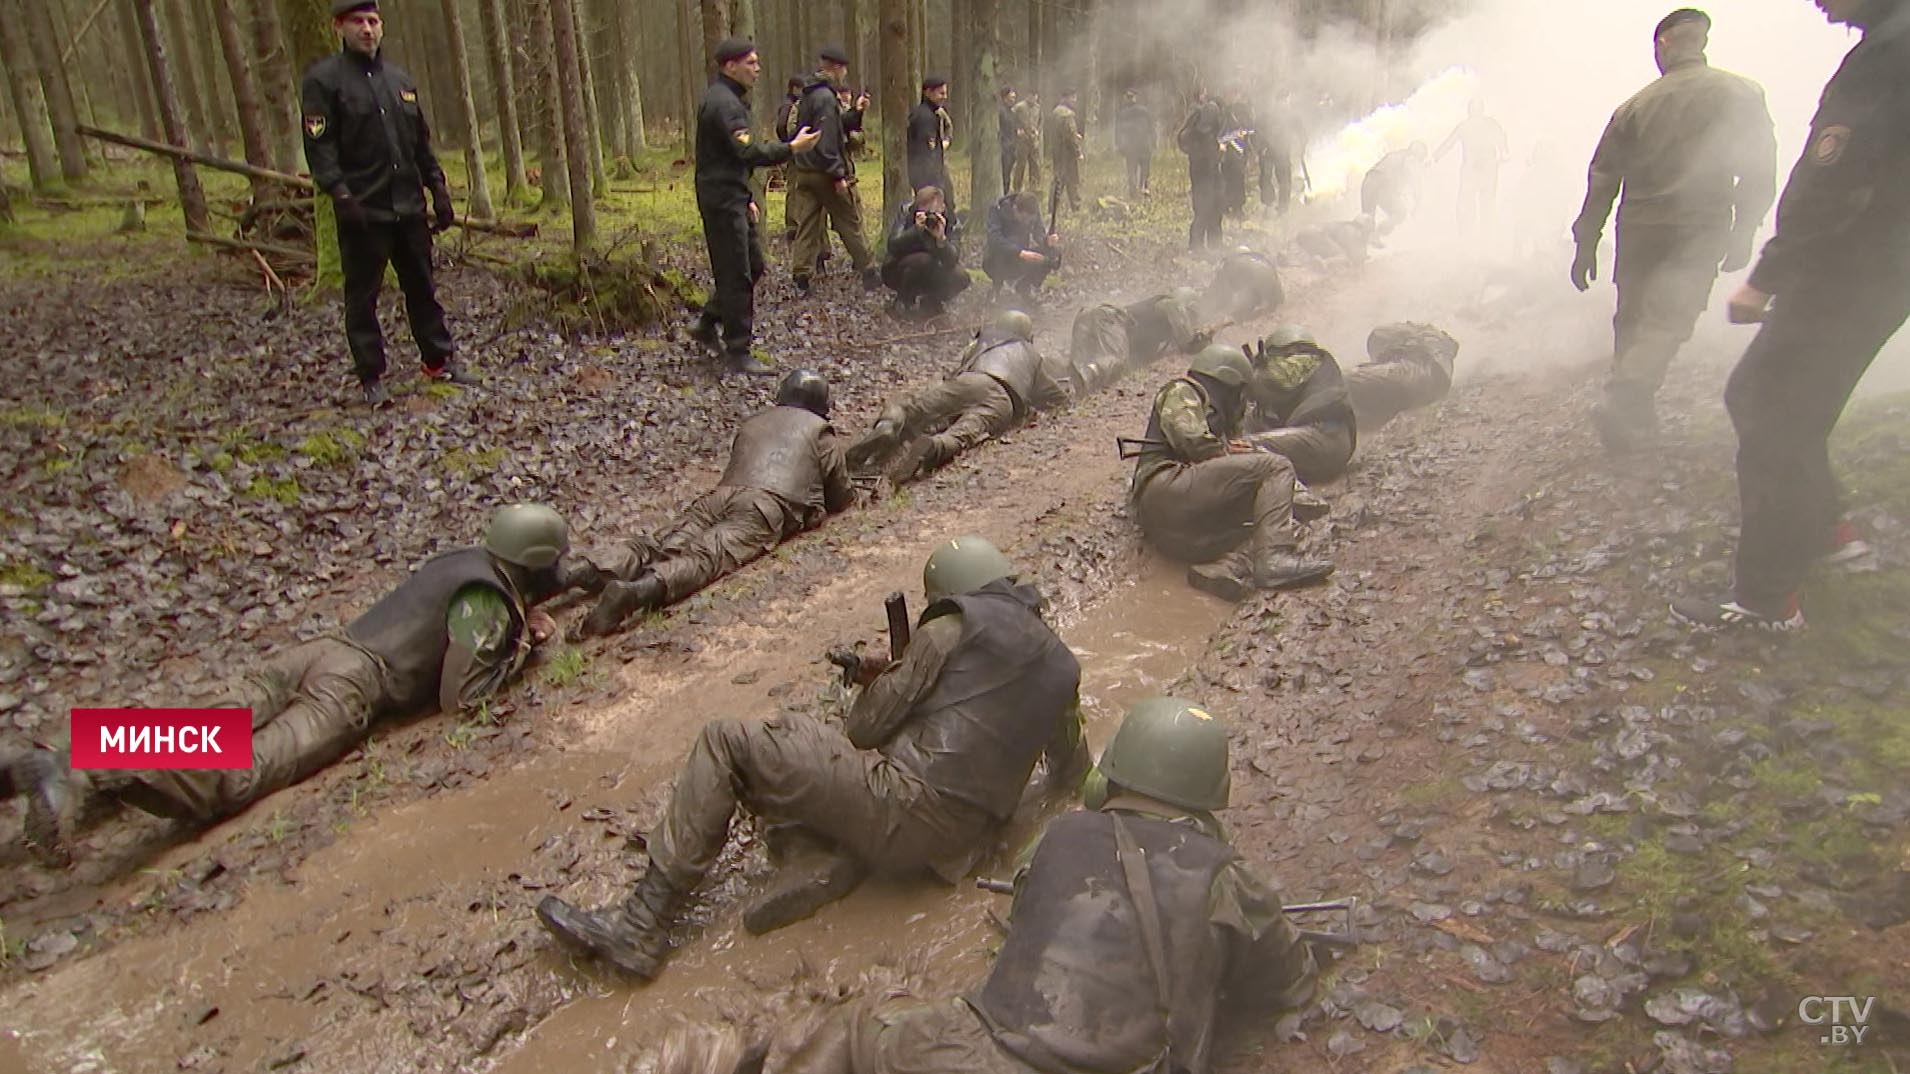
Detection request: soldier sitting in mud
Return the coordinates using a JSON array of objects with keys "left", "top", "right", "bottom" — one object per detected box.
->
[
  {"left": 2, "top": 504, "right": 571, "bottom": 862},
  {"left": 1199, "top": 246, "right": 1285, "bottom": 324},
  {"left": 567, "top": 370, "right": 854, "bottom": 637},
  {"left": 1346, "top": 322, "right": 1459, "bottom": 434},
  {"left": 536, "top": 536, "right": 1087, "bottom": 980},
  {"left": 1065, "top": 287, "right": 1209, "bottom": 398},
  {"left": 769, "top": 697, "right": 1319, "bottom": 1074},
  {"left": 848, "top": 311, "right": 1068, "bottom": 484},
  {"left": 1126, "top": 345, "right": 1334, "bottom": 602},
  {"left": 1240, "top": 325, "right": 1358, "bottom": 487},
  {"left": 1289, "top": 214, "right": 1375, "bottom": 268}
]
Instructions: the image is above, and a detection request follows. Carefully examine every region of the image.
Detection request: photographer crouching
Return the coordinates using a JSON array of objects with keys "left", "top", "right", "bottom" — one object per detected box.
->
[{"left": 881, "top": 185, "right": 971, "bottom": 321}]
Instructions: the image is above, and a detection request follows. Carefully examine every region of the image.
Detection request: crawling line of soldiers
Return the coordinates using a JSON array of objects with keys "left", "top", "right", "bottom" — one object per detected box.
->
[{"left": 0, "top": 254, "right": 1459, "bottom": 1074}]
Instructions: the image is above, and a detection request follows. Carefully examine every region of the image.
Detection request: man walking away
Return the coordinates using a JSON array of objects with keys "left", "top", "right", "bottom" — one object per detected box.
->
[
  {"left": 790, "top": 44, "right": 879, "bottom": 294},
  {"left": 1115, "top": 89, "right": 1154, "bottom": 197}
]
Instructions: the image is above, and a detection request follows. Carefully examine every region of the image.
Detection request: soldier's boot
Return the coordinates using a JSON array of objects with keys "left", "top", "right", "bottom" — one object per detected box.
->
[
  {"left": 1248, "top": 545, "right": 1335, "bottom": 591},
  {"left": 847, "top": 419, "right": 902, "bottom": 473},
  {"left": 535, "top": 868, "right": 684, "bottom": 980},
  {"left": 726, "top": 350, "right": 777, "bottom": 377},
  {"left": 741, "top": 830, "right": 867, "bottom": 935},
  {"left": 1292, "top": 482, "right": 1330, "bottom": 522},
  {"left": 555, "top": 555, "right": 610, "bottom": 598},
  {"left": 1187, "top": 550, "right": 1256, "bottom": 603},
  {"left": 577, "top": 572, "right": 668, "bottom": 638},
  {"left": 11, "top": 750, "right": 87, "bottom": 866},
  {"left": 885, "top": 436, "right": 936, "bottom": 485},
  {"left": 688, "top": 317, "right": 720, "bottom": 351}
]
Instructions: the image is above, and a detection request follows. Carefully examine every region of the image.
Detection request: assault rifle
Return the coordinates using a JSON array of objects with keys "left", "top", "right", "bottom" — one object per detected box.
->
[
  {"left": 826, "top": 591, "right": 911, "bottom": 684},
  {"left": 976, "top": 879, "right": 1361, "bottom": 950}
]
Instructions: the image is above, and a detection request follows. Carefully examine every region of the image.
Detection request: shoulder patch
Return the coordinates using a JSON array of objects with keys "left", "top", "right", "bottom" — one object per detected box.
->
[
  {"left": 400, "top": 89, "right": 418, "bottom": 103},
  {"left": 1811, "top": 125, "right": 1851, "bottom": 166},
  {"left": 304, "top": 114, "right": 327, "bottom": 137},
  {"left": 734, "top": 129, "right": 752, "bottom": 145}
]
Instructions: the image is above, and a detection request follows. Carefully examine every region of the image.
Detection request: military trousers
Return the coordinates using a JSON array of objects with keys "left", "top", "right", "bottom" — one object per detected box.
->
[
  {"left": 695, "top": 192, "right": 769, "bottom": 360},
  {"left": 1607, "top": 224, "right": 1726, "bottom": 424},
  {"left": 1011, "top": 144, "right": 1041, "bottom": 192},
  {"left": 647, "top": 713, "right": 996, "bottom": 893},
  {"left": 1124, "top": 152, "right": 1151, "bottom": 198},
  {"left": 999, "top": 144, "right": 1017, "bottom": 194},
  {"left": 1134, "top": 453, "right": 1297, "bottom": 565},
  {"left": 791, "top": 169, "right": 874, "bottom": 282},
  {"left": 902, "top": 374, "right": 1021, "bottom": 468},
  {"left": 1051, "top": 157, "right": 1080, "bottom": 213},
  {"left": 1068, "top": 306, "right": 1135, "bottom": 397},
  {"left": 1243, "top": 422, "right": 1354, "bottom": 486},
  {"left": 1725, "top": 245, "right": 1910, "bottom": 611},
  {"left": 1188, "top": 159, "right": 1223, "bottom": 250},
  {"left": 1347, "top": 358, "right": 1450, "bottom": 434},
  {"left": 587, "top": 487, "right": 809, "bottom": 606},
  {"left": 129, "top": 639, "right": 386, "bottom": 822},
  {"left": 785, "top": 995, "right": 1028, "bottom": 1074},
  {"left": 337, "top": 215, "right": 455, "bottom": 387},
  {"left": 1260, "top": 150, "right": 1293, "bottom": 213},
  {"left": 1201, "top": 264, "right": 1283, "bottom": 323}
]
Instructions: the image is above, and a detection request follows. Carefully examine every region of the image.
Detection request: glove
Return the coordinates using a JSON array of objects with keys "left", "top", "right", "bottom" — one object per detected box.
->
[
  {"left": 1570, "top": 243, "right": 1598, "bottom": 292},
  {"left": 1720, "top": 233, "right": 1754, "bottom": 273},
  {"left": 332, "top": 190, "right": 367, "bottom": 230},
  {"left": 430, "top": 185, "right": 455, "bottom": 233}
]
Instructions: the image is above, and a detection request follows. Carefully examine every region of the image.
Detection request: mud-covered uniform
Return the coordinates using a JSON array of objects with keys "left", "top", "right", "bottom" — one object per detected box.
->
[
  {"left": 693, "top": 73, "right": 795, "bottom": 362},
  {"left": 1346, "top": 322, "right": 1459, "bottom": 433},
  {"left": 1130, "top": 376, "right": 1299, "bottom": 566},
  {"left": 1199, "top": 250, "right": 1283, "bottom": 323},
  {"left": 779, "top": 799, "right": 1316, "bottom": 1074},
  {"left": 1572, "top": 53, "right": 1775, "bottom": 432},
  {"left": 1725, "top": 2, "right": 1910, "bottom": 613},
  {"left": 1067, "top": 293, "right": 1201, "bottom": 397},
  {"left": 646, "top": 579, "right": 1083, "bottom": 894},
  {"left": 1243, "top": 348, "right": 1357, "bottom": 486},
  {"left": 583, "top": 405, "right": 854, "bottom": 604},
  {"left": 127, "top": 549, "right": 534, "bottom": 821},
  {"left": 853, "top": 329, "right": 1068, "bottom": 476},
  {"left": 790, "top": 70, "right": 874, "bottom": 284},
  {"left": 1048, "top": 104, "right": 1082, "bottom": 213},
  {"left": 300, "top": 46, "right": 455, "bottom": 388}
]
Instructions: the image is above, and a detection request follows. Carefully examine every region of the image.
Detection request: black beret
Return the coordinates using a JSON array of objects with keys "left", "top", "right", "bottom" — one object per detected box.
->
[
  {"left": 1654, "top": 8, "right": 1710, "bottom": 38},
  {"left": 714, "top": 37, "right": 756, "bottom": 65},
  {"left": 922, "top": 73, "right": 949, "bottom": 89},
  {"left": 331, "top": 0, "right": 376, "bottom": 16},
  {"left": 819, "top": 43, "right": 850, "bottom": 64}
]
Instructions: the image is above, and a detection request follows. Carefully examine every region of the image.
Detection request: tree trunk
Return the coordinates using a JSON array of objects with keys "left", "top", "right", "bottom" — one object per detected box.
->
[
  {"left": 188, "top": 0, "right": 234, "bottom": 153},
  {"left": 279, "top": 0, "right": 334, "bottom": 70},
  {"left": 546, "top": 0, "right": 593, "bottom": 250},
  {"left": 21, "top": 0, "right": 89, "bottom": 178},
  {"left": 48, "top": 0, "right": 100, "bottom": 134},
  {"left": 568, "top": 0, "right": 605, "bottom": 191},
  {"left": 117, "top": 0, "right": 162, "bottom": 139},
  {"left": 133, "top": 0, "right": 209, "bottom": 231},
  {"left": 906, "top": 0, "right": 924, "bottom": 100},
  {"left": 675, "top": 0, "right": 696, "bottom": 160},
  {"left": 951, "top": 0, "right": 970, "bottom": 148},
  {"left": 966, "top": 0, "right": 999, "bottom": 211},
  {"left": 613, "top": 0, "right": 644, "bottom": 150},
  {"left": 698, "top": 0, "right": 726, "bottom": 84},
  {"left": 528, "top": 0, "right": 568, "bottom": 205},
  {"left": 249, "top": 0, "right": 301, "bottom": 171},
  {"left": 1026, "top": 0, "right": 1040, "bottom": 102},
  {"left": 210, "top": 0, "right": 273, "bottom": 195},
  {"left": 0, "top": 0, "right": 59, "bottom": 189},
  {"left": 436, "top": 0, "right": 495, "bottom": 218},
  {"left": 162, "top": 0, "right": 209, "bottom": 150},
  {"left": 878, "top": 0, "right": 906, "bottom": 225},
  {"left": 476, "top": 0, "right": 528, "bottom": 202},
  {"left": 596, "top": 0, "right": 626, "bottom": 161}
]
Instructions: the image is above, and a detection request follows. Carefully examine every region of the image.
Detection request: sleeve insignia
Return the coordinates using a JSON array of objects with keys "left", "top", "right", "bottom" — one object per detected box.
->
[
  {"left": 734, "top": 130, "right": 752, "bottom": 145},
  {"left": 1812, "top": 125, "right": 1851, "bottom": 166},
  {"left": 304, "top": 114, "right": 327, "bottom": 137},
  {"left": 400, "top": 89, "right": 418, "bottom": 103}
]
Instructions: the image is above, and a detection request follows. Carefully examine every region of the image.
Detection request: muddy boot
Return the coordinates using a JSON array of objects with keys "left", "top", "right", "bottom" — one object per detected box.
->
[
  {"left": 536, "top": 869, "right": 683, "bottom": 980},
  {"left": 1250, "top": 548, "right": 1335, "bottom": 591},
  {"left": 847, "top": 419, "right": 902, "bottom": 473},
  {"left": 1187, "top": 551, "right": 1255, "bottom": 603},
  {"left": 1292, "top": 482, "right": 1330, "bottom": 522},
  {"left": 741, "top": 841, "right": 867, "bottom": 936},
  {"left": 688, "top": 316, "right": 720, "bottom": 352},
  {"left": 13, "top": 750, "right": 84, "bottom": 866},
  {"left": 885, "top": 437, "right": 935, "bottom": 485},
  {"left": 726, "top": 350, "right": 777, "bottom": 377},
  {"left": 577, "top": 573, "right": 667, "bottom": 638}
]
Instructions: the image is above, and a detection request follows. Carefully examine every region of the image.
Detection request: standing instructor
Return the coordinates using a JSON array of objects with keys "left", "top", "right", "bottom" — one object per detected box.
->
[
  {"left": 301, "top": 0, "right": 475, "bottom": 408},
  {"left": 692, "top": 39, "right": 820, "bottom": 376}
]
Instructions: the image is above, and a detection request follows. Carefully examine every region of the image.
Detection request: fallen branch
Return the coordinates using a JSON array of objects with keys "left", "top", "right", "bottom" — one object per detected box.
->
[
  {"left": 456, "top": 217, "right": 538, "bottom": 238},
  {"left": 186, "top": 230, "right": 314, "bottom": 263},
  {"left": 251, "top": 250, "right": 288, "bottom": 294},
  {"left": 77, "top": 125, "right": 316, "bottom": 190},
  {"left": 60, "top": 0, "right": 115, "bottom": 64}
]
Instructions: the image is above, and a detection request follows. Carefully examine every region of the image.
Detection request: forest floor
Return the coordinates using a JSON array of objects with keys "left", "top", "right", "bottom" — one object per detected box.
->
[{"left": 2, "top": 151, "right": 1908, "bottom": 1074}]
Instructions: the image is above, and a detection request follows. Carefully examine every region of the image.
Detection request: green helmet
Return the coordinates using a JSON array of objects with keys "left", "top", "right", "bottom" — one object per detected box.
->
[
  {"left": 993, "top": 309, "right": 1036, "bottom": 343},
  {"left": 922, "top": 535, "right": 1014, "bottom": 603},
  {"left": 1096, "top": 696, "right": 1231, "bottom": 811},
  {"left": 1263, "top": 324, "right": 1316, "bottom": 352},
  {"left": 1171, "top": 287, "right": 1200, "bottom": 308},
  {"left": 484, "top": 503, "right": 569, "bottom": 570},
  {"left": 1188, "top": 344, "right": 1253, "bottom": 388}
]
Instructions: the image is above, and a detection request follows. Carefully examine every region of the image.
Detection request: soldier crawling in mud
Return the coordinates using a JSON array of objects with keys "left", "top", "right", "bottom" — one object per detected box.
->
[
  {"left": 1126, "top": 345, "right": 1334, "bottom": 602},
  {"left": 1240, "top": 326, "right": 1358, "bottom": 488},
  {"left": 1290, "top": 215, "right": 1376, "bottom": 269},
  {"left": 1065, "top": 287, "right": 1209, "bottom": 399},
  {"left": 1199, "top": 246, "right": 1285, "bottom": 324},
  {"left": 536, "top": 536, "right": 1086, "bottom": 980},
  {"left": 566, "top": 370, "right": 853, "bottom": 637},
  {"left": 848, "top": 311, "right": 1068, "bottom": 485},
  {"left": 1345, "top": 322, "right": 1460, "bottom": 434},
  {"left": 770, "top": 696, "right": 1319, "bottom": 1074},
  {"left": 1, "top": 505, "right": 571, "bottom": 861}
]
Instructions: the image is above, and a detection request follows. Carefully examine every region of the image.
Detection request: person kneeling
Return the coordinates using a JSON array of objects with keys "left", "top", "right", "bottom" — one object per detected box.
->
[
  {"left": 882, "top": 186, "right": 970, "bottom": 320},
  {"left": 982, "top": 192, "right": 1060, "bottom": 304}
]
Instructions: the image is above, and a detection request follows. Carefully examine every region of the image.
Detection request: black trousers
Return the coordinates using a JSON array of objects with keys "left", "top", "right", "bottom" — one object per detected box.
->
[
  {"left": 338, "top": 215, "right": 454, "bottom": 386},
  {"left": 1260, "top": 150, "right": 1293, "bottom": 213},
  {"left": 999, "top": 145, "right": 1016, "bottom": 194},
  {"left": 1123, "top": 152, "right": 1150, "bottom": 197},
  {"left": 883, "top": 252, "right": 971, "bottom": 310},
  {"left": 696, "top": 194, "right": 767, "bottom": 358},
  {"left": 1725, "top": 248, "right": 1910, "bottom": 611},
  {"left": 1188, "top": 159, "right": 1222, "bottom": 249}
]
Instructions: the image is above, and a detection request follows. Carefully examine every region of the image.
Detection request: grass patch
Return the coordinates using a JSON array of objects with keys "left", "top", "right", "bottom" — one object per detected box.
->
[
  {"left": 0, "top": 559, "right": 52, "bottom": 591},
  {"left": 440, "top": 446, "right": 506, "bottom": 477},
  {"left": 243, "top": 474, "right": 301, "bottom": 505},
  {"left": 1, "top": 403, "right": 65, "bottom": 430},
  {"left": 296, "top": 427, "right": 366, "bottom": 469},
  {"left": 1397, "top": 775, "right": 1463, "bottom": 810},
  {"left": 539, "top": 645, "right": 589, "bottom": 688}
]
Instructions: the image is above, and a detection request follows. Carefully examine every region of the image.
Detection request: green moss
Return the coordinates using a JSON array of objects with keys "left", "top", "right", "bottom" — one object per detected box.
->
[
  {"left": 440, "top": 446, "right": 505, "bottom": 477},
  {"left": 1747, "top": 757, "right": 1822, "bottom": 800},
  {"left": 243, "top": 474, "right": 301, "bottom": 505},
  {"left": 0, "top": 403, "right": 65, "bottom": 429},
  {"left": 296, "top": 427, "right": 365, "bottom": 468},
  {"left": 539, "top": 646, "right": 589, "bottom": 688},
  {"left": 0, "top": 560, "right": 52, "bottom": 591}
]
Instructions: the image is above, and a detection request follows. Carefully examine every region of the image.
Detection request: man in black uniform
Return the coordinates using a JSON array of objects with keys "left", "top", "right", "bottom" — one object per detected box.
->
[
  {"left": 1675, "top": 0, "right": 1910, "bottom": 632},
  {"left": 690, "top": 40, "right": 820, "bottom": 376},
  {"left": 301, "top": 0, "right": 474, "bottom": 408},
  {"left": 571, "top": 371, "right": 854, "bottom": 635},
  {"left": 907, "top": 75, "right": 957, "bottom": 221},
  {"left": 998, "top": 86, "right": 1021, "bottom": 193},
  {"left": 982, "top": 192, "right": 1060, "bottom": 303},
  {"left": 1179, "top": 88, "right": 1224, "bottom": 250}
]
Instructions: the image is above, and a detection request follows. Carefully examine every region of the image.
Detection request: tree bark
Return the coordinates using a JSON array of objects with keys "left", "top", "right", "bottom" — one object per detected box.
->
[
  {"left": 613, "top": 0, "right": 644, "bottom": 150},
  {"left": 1026, "top": 0, "right": 1040, "bottom": 102},
  {"left": 188, "top": 0, "right": 235, "bottom": 152},
  {"left": 162, "top": 0, "right": 209, "bottom": 150},
  {"left": 528, "top": 0, "right": 568, "bottom": 205},
  {"left": 279, "top": 0, "right": 334, "bottom": 71},
  {"left": 117, "top": 0, "right": 162, "bottom": 139},
  {"left": 698, "top": 0, "right": 726, "bottom": 85},
  {"left": 210, "top": 0, "right": 273, "bottom": 195},
  {"left": 546, "top": 0, "right": 593, "bottom": 250},
  {"left": 132, "top": 0, "right": 209, "bottom": 232},
  {"left": 675, "top": 0, "right": 696, "bottom": 160},
  {"left": 476, "top": 0, "right": 529, "bottom": 201},
  {"left": 250, "top": 0, "right": 302, "bottom": 171},
  {"left": 568, "top": 0, "right": 606, "bottom": 191},
  {"left": 878, "top": 0, "right": 906, "bottom": 225},
  {"left": 21, "top": 0, "right": 89, "bottom": 178},
  {"left": 437, "top": 0, "right": 495, "bottom": 218},
  {"left": 966, "top": 0, "right": 1000, "bottom": 211},
  {"left": 906, "top": 0, "right": 923, "bottom": 101},
  {"left": 0, "top": 0, "right": 59, "bottom": 189}
]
